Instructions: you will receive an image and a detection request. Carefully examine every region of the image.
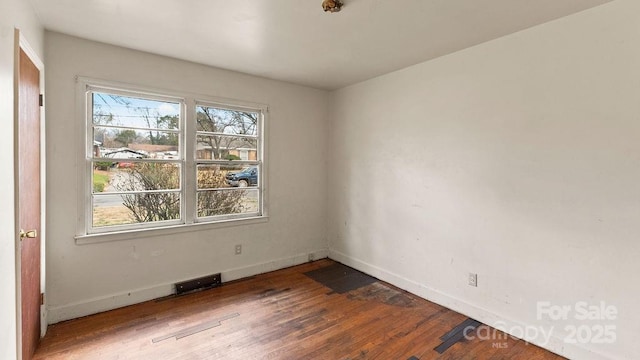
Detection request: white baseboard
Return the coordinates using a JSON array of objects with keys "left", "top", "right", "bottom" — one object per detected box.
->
[
  {"left": 47, "top": 249, "right": 329, "bottom": 324},
  {"left": 40, "top": 305, "right": 47, "bottom": 337},
  {"left": 328, "top": 249, "right": 617, "bottom": 360}
]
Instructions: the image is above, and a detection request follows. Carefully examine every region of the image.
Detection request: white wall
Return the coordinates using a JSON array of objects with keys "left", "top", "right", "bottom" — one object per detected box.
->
[
  {"left": 328, "top": 1, "right": 639, "bottom": 359},
  {"left": 45, "top": 32, "right": 329, "bottom": 322},
  {"left": 0, "top": 1, "right": 43, "bottom": 359}
]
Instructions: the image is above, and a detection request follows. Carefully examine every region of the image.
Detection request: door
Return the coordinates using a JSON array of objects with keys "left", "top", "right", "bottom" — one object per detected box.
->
[{"left": 18, "top": 48, "right": 41, "bottom": 360}]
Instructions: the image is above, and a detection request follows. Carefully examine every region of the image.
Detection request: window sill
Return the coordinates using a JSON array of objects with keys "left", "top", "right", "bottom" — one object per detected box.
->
[{"left": 75, "top": 216, "right": 269, "bottom": 245}]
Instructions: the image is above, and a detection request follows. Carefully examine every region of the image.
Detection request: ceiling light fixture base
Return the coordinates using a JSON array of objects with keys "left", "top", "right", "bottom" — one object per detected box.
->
[{"left": 322, "top": 0, "right": 343, "bottom": 13}]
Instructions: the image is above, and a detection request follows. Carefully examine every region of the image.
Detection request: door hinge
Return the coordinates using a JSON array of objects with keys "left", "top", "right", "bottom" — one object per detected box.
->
[
  {"left": 40, "top": 293, "right": 45, "bottom": 305},
  {"left": 39, "top": 94, "right": 43, "bottom": 107}
]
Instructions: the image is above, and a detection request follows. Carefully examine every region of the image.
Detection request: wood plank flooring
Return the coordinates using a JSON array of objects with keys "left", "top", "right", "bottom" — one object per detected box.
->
[{"left": 34, "top": 259, "right": 565, "bottom": 360}]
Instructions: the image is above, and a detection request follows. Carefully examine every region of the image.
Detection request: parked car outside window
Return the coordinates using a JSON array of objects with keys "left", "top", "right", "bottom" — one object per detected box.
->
[{"left": 225, "top": 167, "right": 258, "bottom": 187}]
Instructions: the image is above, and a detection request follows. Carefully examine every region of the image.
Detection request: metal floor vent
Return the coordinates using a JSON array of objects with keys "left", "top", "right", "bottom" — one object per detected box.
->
[{"left": 175, "top": 273, "right": 222, "bottom": 295}]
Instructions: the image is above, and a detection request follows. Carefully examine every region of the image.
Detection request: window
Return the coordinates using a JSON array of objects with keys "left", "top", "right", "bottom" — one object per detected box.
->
[
  {"left": 195, "top": 104, "right": 261, "bottom": 220},
  {"left": 81, "top": 80, "right": 266, "bottom": 236}
]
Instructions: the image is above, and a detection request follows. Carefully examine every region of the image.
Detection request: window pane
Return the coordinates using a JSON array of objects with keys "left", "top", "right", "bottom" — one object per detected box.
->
[
  {"left": 197, "top": 188, "right": 259, "bottom": 217},
  {"left": 92, "top": 162, "right": 180, "bottom": 193},
  {"left": 93, "top": 127, "right": 180, "bottom": 158},
  {"left": 93, "top": 192, "right": 180, "bottom": 227},
  {"left": 197, "top": 164, "right": 258, "bottom": 189},
  {"left": 93, "top": 92, "right": 180, "bottom": 130},
  {"left": 196, "top": 134, "right": 257, "bottom": 160},
  {"left": 197, "top": 164, "right": 234, "bottom": 189},
  {"left": 196, "top": 106, "right": 258, "bottom": 136}
]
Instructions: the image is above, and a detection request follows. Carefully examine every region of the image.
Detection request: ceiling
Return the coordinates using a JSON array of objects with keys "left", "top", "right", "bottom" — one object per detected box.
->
[{"left": 29, "top": 0, "right": 613, "bottom": 90}]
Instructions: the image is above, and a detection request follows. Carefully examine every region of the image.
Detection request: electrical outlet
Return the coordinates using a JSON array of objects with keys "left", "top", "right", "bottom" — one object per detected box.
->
[
  {"left": 235, "top": 244, "right": 242, "bottom": 255},
  {"left": 468, "top": 273, "right": 478, "bottom": 287}
]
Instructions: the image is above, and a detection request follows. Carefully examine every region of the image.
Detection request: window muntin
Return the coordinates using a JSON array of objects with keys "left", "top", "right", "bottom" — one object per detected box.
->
[{"left": 83, "top": 83, "right": 265, "bottom": 235}]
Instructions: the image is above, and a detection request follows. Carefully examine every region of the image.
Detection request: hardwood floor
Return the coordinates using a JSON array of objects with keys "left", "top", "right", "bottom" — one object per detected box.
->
[{"left": 34, "top": 259, "right": 564, "bottom": 360}]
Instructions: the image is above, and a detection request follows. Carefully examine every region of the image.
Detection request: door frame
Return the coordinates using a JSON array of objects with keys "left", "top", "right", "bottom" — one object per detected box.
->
[{"left": 14, "top": 28, "right": 46, "bottom": 359}]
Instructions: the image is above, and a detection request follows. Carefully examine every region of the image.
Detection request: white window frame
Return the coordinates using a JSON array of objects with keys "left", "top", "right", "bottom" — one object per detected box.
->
[{"left": 75, "top": 77, "right": 268, "bottom": 244}]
